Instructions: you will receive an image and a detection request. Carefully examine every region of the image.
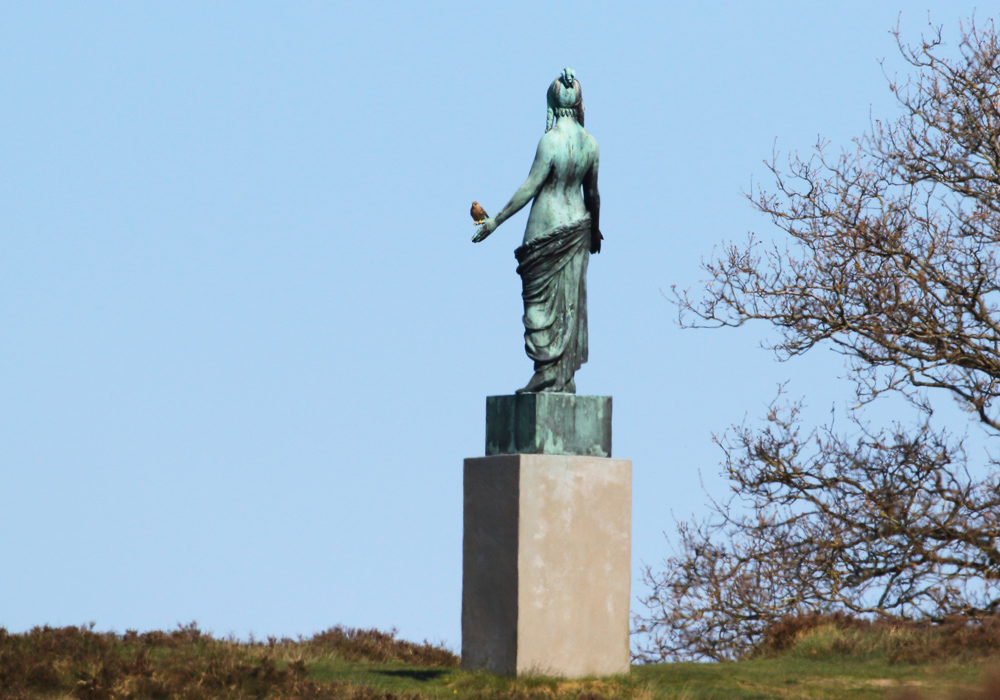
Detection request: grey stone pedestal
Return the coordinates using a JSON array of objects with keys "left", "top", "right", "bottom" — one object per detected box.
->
[{"left": 462, "top": 395, "right": 631, "bottom": 678}]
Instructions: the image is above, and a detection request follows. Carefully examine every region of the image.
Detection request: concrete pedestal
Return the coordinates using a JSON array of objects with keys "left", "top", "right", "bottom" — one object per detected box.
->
[{"left": 462, "top": 453, "right": 632, "bottom": 677}]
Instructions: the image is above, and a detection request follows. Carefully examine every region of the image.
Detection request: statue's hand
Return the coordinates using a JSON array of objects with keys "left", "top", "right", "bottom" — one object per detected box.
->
[
  {"left": 590, "top": 227, "right": 603, "bottom": 254},
  {"left": 472, "top": 218, "right": 497, "bottom": 243}
]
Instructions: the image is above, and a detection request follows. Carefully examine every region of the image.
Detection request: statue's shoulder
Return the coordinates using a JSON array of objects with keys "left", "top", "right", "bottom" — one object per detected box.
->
[
  {"left": 538, "top": 127, "right": 562, "bottom": 145},
  {"left": 579, "top": 129, "right": 599, "bottom": 162},
  {"left": 535, "top": 128, "right": 564, "bottom": 158}
]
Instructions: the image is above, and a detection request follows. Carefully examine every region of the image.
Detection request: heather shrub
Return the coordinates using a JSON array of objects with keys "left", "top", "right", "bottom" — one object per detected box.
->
[
  {"left": 0, "top": 623, "right": 450, "bottom": 699},
  {"left": 751, "top": 613, "right": 1000, "bottom": 663}
]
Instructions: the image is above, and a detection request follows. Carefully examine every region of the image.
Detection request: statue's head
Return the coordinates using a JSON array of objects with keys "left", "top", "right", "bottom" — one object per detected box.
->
[{"left": 546, "top": 67, "right": 584, "bottom": 132}]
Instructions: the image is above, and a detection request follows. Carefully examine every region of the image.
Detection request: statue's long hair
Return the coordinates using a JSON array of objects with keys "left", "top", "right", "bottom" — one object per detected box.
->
[{"left": 546, "top": 68, "right": 584, "bottom": 132}]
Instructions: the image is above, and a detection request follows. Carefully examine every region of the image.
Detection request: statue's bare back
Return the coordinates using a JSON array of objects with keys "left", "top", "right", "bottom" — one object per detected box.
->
[{"left": 522, "top": 120, "right": 599, "bottom": 245}]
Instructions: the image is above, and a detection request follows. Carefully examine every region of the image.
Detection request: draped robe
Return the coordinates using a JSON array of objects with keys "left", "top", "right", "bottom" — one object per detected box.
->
[{"left": 513, "top": 215, "right": 592, "bottom": 393}]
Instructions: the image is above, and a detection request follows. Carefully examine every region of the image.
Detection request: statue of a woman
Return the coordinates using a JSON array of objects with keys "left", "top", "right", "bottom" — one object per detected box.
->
[{"left": 473, "top": 68, "right": 602, "bottom": 394}]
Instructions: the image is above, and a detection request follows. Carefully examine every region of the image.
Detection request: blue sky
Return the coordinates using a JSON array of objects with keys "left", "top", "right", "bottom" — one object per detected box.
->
[{"left": 0, "top": 1, "right": 977, "bottom": 649}]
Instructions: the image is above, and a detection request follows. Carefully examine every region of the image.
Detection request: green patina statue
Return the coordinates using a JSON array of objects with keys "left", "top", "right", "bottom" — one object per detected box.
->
[{"left": 473, "top": 67, "right": 602, "bottom": 394}]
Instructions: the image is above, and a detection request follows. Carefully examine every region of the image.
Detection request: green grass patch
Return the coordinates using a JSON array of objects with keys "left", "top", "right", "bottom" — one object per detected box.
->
[
  {"left": 308, "top": 656, "right": 992, "bottom": 699},
  {"left": 632, "top": 657, "right": 987, "bottom": 699}
]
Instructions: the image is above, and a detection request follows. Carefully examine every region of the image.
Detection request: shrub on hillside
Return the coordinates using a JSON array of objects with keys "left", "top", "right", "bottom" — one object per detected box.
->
[
  {"left": 305, "top": 626, "right": 458, "bottom": 667},
  {"left": 751, "top": 613, "right": 1000, "bottom": 663},
  {"left": 0, "top": 623, "right": 449, "bottom": 700}
]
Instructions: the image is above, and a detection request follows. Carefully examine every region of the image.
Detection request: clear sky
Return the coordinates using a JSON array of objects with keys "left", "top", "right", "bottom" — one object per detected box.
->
[{"left": 0, "top": 1, "right": 977, "bottom": 650}]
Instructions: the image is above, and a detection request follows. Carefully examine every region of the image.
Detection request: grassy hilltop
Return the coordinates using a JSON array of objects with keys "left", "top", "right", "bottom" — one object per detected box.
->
[{"left": 3, "top": 616, "right": 1000, "bottom": 699}]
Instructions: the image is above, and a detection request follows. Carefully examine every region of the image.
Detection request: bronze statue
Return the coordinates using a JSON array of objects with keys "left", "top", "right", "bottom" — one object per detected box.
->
[{"left": 473, "top": 68, "right": 602, "bottom": 394}]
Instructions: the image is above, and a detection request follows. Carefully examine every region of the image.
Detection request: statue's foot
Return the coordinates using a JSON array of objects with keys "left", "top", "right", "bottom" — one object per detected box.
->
[
  {"left": 515, "top": 383, "right": 552, "bottom": 394},
  {"left": 516, "top": 373, "right": 555, "bottom": 394},
  {"left": 516, "top": 373, "right": 576, "bottom": 394}
]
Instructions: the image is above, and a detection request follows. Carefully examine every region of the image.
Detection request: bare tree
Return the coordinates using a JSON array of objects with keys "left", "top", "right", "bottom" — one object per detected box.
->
[{"left": 636, "top": 17, "right": 1000, "bottom": 662}]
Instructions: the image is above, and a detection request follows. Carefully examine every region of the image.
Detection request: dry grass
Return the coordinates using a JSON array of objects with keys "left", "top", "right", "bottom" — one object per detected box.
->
[
  {"left": 0, "top": 622, "right": 455, "bottom": 699},
  {"left": 750, "top": 613, "right": 1000, "bottom": 664}
]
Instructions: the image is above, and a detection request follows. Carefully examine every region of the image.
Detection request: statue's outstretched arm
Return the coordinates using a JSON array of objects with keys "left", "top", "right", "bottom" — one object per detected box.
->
[
  {"left": 473, "top": 139, "right": 553, "bottom": 243},
  {"left": 584, "top": 151, "right": 602, "bottom": 253}
]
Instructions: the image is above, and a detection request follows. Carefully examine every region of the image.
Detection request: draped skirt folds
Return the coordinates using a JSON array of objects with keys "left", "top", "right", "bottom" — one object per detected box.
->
[{"left": 513, "top": 215, "right": 591, "bottom": 393}]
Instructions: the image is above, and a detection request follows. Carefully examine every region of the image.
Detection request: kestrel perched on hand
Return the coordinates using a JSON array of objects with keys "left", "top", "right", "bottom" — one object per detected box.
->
[{"left": 470, "top": 201, "right": 488, "bottom": 224}]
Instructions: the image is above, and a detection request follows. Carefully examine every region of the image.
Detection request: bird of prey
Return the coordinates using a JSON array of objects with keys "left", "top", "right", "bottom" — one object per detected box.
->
[{"left": 470, "top": 201, "right": 488, "bottom": 224}]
